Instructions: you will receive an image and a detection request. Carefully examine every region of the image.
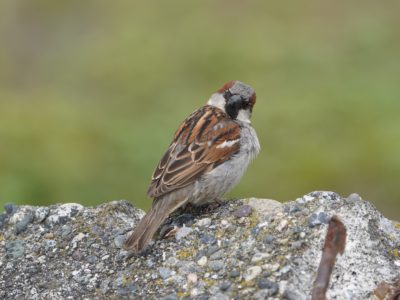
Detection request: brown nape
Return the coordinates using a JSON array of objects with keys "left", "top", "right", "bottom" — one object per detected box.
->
[
  {"left": 216, "top": 80, "right": 236, "bottom": 93},
  {"left": 249, "top": 92, "right": 257, "bottom": 106}
]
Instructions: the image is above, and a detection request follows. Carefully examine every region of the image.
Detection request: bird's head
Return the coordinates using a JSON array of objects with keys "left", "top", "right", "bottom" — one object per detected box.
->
[{"left": 207, "top": 80, "right": 256, "bottom": 123}]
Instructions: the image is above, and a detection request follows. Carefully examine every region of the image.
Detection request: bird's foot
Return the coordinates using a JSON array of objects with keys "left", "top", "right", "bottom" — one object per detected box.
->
[
  {"left": 197, "top": 198, "right": 226, "bottom": 213},
  {"left": 159, "top": 213, "right": 195, "bottom": 239}
]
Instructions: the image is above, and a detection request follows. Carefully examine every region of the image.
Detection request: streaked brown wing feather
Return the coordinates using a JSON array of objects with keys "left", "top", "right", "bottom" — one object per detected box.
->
[{"left": 147, "top": 106, "right": 240, "bottom": 198}]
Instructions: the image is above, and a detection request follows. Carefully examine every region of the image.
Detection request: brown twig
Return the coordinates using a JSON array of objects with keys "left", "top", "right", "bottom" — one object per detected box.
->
[
  {"left": 311, "top": 215, "right": 347, "bottom": 300},
  {"left": 390, "top": 290, "right": 400, "bottom": 300}
]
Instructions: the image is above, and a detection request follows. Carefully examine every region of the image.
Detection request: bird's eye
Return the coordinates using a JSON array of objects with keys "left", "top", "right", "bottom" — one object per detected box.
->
[
  {"left": 223, "top": 90, "right": 232, "bottom": 99},
  {"left": 242, "top": 101, "right": 250, "bottom": 109}
]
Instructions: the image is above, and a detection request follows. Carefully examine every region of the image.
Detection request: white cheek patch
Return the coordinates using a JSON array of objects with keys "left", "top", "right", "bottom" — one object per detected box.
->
[
  {"left": 207, "top": 93, "right": 226, "bottom": 112},
  {"left": 216, "top": 139, "right": 239, "bottom": 149},
  {"left": 236, "top": 109, "right": 251, "bottom": 123}
]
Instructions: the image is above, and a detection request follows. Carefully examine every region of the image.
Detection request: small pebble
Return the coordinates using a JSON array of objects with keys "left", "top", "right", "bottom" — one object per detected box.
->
[
  {"left": 208, "top": 260, "right": 223, "bottom": 272},
  {"left": 277, "top": 219, "right": 288, "bottom": 231},
  {"left": 256, "top": 280, "right": 279, "bottom": 297},
  {"left": 187, "top": 273, "right": 197, "bottom": 284},
  {"left": 116, "top": 250, "right": 128, "bottom": 261},
  {"left": 44, "top": 232, "right": 54, "bottom": 239},
  {"left": 196, "top": 218, "right": 211, "bottom": 227},
  {"left": 45, "top": 240, "right": 57, "bottom": 249},
  {"left": 263, "top": 263, "right": 280, "bottom": 272},
  {"left": 197, "top": 256, "right": 207, "bottom": 266},
  {"left": 302, "top": 195, "right": 314, "bottom": 202},
  {"left": 263, "top": 235, "right": 275, "bottom": 244},
  {"left": 195, "top": 250, "right": 206, "bottom": 261},
  {"left": 210, "top": 249, "right": 224, "bottom": 260},
  {"left": 113, "top": 275, "right": 124, "bottom": 288},
  {"left": 100, "top": 279, "right": 110, "bottom": 294},
  {"left": 200, "top": 234, "right": 216, "bottom": 244},
  {"left": 166, "top": 257, "right": 179, "bottom": 266},
  {"left": 251, "top": 252, "right": 270, "bottom": 263},
  {"left": 207, "top": 245, "right": 220, "bottom": 256},
  {"left": 61, "top": 225, "right": 72, "bottom": 237},
  {"left": 176, "top": 226, "right": 193, "bottom": 240},
  {"left": 190, "top": 288, "right": 201, "bottom": 297},
  {"left": 251, "top": 227, "right": 260, "bottom": 236},
  {"left": 291, "top": 241, "right": 303, "bottom": 249},
  {"left": 15, "top": 212, "right": 34, "bottom": 234},
  {"left": 308, "top": 212, "right": 329, "bottom": 227},
  {"left": 233, "top": 205, "right": 253, "bottom": 218},
  {"left": 5, "top": 203, "right": 17, "bottom": 215},
  {"left": 72, "top": 250, "right": 83, "bottom": 261},
  {"left": 279, "top": 265, "right": 291, "bottom": 274},
  {"left": 71, "top": 233, "right": 86, "bottom": 246},
  {"left": 160, "top": 293, "right": 179, "bottom": 300},
  {"left": 230, "top": 269, "right": 240, "bottom": 278},
  {"left": 283, "top": 289, "right": 307, "bottom": 300},
  {"left": 221, "top": 219, "right": 229, "bottom": 226},
  {"left": 86, "top": 255, "right": 97, "bottom": 264},
  {"left": 290, "top": 205, "right": 301, "bottom": 213},
  {"left": 114, "top": 235, "right": 125, "bottom": 248},
  {"left": 244, "top": 266, "right": 262, "bottom": 281},
  {"left": 219, "top": 281, "right": 231, "bottom": 291},
  {"left": 5, "top": 240, "right": 25, "bottom": 258},
  {"left": 159, "top": 267, "right": 173, "bottom": 279},
  {"left": 347, "top": 193, "right": 361, "bottom": 202},
  {"left": 116, "top": 284, "right": 137, "bottom": 297},
  {"left": 34, "top": 207, "right": 49, "bottom": 223}
]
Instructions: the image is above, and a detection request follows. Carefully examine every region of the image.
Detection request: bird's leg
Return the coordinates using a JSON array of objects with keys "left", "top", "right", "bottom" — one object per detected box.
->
[
  {"left": 159, "top": 199, "right": 226, "bottom": 239},
  {"left": 198, "top": 198, "right": 226, "bottom": 213},
  {"left": 159, "top": 204, "right": 196, "bottom": 239}
]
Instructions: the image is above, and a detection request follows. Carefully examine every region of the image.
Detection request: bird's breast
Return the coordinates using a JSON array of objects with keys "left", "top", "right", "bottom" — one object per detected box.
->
[{"left": 189, "top": 123, "right": 259, "bottom": 206}]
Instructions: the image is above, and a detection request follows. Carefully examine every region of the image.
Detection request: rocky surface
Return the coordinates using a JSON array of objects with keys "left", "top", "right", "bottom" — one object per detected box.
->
[{"left": 0, "top": 191, "right": 399, "bottom": 299}]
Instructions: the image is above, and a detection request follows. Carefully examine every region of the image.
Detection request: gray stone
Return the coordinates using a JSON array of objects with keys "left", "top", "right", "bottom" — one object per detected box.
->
[
  {"left": 244, "top": 266, "right": 262, "bottom": 281},
  {"left": 60, "top": 225, "right": 72, "bottom": 237},
  {"left": 159, "top": 267, "right": 173, "bottom": 279},
  {"left": 114, "top": 235, "right": 125, "bottom": 248},
  {"left": 233, "top": 204, "right": 253, "bottom": 217},
  {"left": 230, "top": 269, "right": 240, "bottom": 278},
  {"left": 34, "top": 207, "right": 49, "bottom": 223},
  {"left": 0, "top": 194, "right": 398, "bottom": 299},
  {"left": 210, "top": 293, "right": 229, "bottom": 300},
  {"left": 308, "top": 211, "right": 329, "bottom": 227},
  {"left": 210, "top": 249, "right": 225, "bottom": 260},
  {"left": 283, "top": 289, "right": 307, "bottom": 300},
  {"left": 175, "top": 226, "right": 193, "bottom": 240},
  {"left": 160, "top": 293, "right": 179, "bottom": 300},
  {"left": 347, "top": 193, "right": 362, "bottom": 202},
  {"left": 86, "top": 255, "right": 97, "bottom": 264},
  {"left": 219, "top": 281, "right": 231, "bottom": 291},
  {"left": 5, "top": 240, "right": 25, "bottom": 258},
  {"left": 200, "top": 234, "right": 216, "bottom": 244},
  {"left": 209, "top": 260, "right": 224, "bottom": 272},
  {"left": 15, "top": 211, "right": 34, "bottom": 234},
  {"left": 45, "top": 203, "right": 83, "bottom": 227},
  {"left": 4, "top": 203, "right": 17, "bottom": 215},
  {"left": 263, "top": 234, "right": 275, "bottom": 243}
]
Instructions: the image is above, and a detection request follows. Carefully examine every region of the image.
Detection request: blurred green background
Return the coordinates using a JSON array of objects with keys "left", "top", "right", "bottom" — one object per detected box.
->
[{"left": 0, "top": 1, "right": 399, "bottom": 219}]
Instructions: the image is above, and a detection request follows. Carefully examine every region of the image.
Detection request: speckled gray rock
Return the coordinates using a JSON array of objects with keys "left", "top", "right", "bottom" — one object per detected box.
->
[{"left": 0, "top": 192, "right": 399, "bottom": 299}]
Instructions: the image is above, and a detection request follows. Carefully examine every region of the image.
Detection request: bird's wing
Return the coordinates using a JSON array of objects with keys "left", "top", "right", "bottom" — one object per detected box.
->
[{"left": 147, "top": 105, "right": 241, "bottom": 199}]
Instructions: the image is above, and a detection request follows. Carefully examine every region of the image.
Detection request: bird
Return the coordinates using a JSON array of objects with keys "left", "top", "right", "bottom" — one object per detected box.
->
[{"left": 123, "top": 80, "right": 260, "bottom": 252}]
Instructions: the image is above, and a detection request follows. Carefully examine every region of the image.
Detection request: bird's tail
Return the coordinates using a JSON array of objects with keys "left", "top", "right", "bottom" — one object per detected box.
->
[{"left": 123, "top": 196, "right": 187, "bottom": 253}]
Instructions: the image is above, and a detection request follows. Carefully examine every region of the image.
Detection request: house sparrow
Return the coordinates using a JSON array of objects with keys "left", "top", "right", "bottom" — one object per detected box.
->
[{"left": 123, "top": 80, "right": 260, "bottom": 252}]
